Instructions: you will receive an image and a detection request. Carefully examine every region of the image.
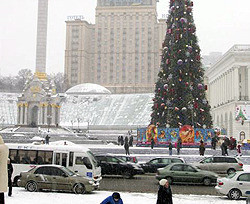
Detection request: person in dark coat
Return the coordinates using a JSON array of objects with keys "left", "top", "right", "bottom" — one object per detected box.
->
[
  {"left": 45, "top": 135, "right": 50, "bottom": 145},
  {"left": 118, "top": 136, "right": 121, "bottom": 146},
  {"left": 199, "top": 140, "right": 205, "bottom": 156},
  {"left": 151, "top": 137, "right": 155, "bottom": 149},
  {"left": 168, "top": 141, "right": 173, "bottom": 156},
  {"left": 176, "top": 138, "right": 182, "bottom": 155},
  {"left": 129, "top": 135, "right": 133, "bottom": 147},
  {"left": 221, "top": 140, "right": 228, "bottom": 156},
  {"left": 156, "top": 179, "right": 173, "bottom": 204},
  {"left": 120, "top": 136, "right": 124, "bottom": 146},
  {"left": 124, "top": 138, "right": 130, "bottom": 155},
  {"left": 7, "top": 158, "right": 13, "bottom": 197},
  {"left": 100, "top": 192, "right": 123, "bottom": 204}
]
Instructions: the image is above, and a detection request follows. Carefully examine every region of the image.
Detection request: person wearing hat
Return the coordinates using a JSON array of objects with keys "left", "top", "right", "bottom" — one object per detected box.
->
[
  {"left": 156, "top": 179, "right": 173, "bottom": 204},
  {"left": 0, "top": 135, "right": 9, "bottom": 204},
  {"left": 100, "top": 192, "right": 123, "bottom": 204}
]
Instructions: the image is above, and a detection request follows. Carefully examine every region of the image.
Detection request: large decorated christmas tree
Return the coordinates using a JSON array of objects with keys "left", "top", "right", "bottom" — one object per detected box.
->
[{"left": 151, "top": 0, "right": 213, "bottom": 129}]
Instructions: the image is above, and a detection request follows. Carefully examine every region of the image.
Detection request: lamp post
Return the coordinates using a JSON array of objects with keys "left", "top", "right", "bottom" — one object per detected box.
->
[
  {"left": 47, "top": 115, "right": 52, "bottom": 133},
  {"left": 77, "top": 118, "right": 80, "bottom": 132},
  {"left": 71, "top": 120, "right": 74, "bottom": 131}
]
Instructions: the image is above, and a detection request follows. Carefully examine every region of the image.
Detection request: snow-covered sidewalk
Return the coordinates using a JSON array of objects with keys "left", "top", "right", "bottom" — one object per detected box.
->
[{"left": 5, "top": 188, "right": 247, "bottom": 204}]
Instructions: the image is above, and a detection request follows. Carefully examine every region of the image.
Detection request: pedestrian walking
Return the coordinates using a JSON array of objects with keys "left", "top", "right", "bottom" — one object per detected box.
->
[
  {"left": 100, "top": 192, "right": 123, "bottom": 204},
  {"left": 156, "top": 179, "right": 173, "bottom": 204},
  {"left": 7, "top": 158, "right": 13, "bottom": 197},
  {"left": 168, "top": 141, "right": 173, "bottom": 156},
  {"left": 221, "top": 140, "right": 228, "bottom": 156},
  {"left": 120, "top": 136, "right": 124, "bottom": 146},
  {"left": 45, "top": 135, "right": 50, "bottom": 145},
  {"left": 211, "top": 136, "right": 217, "bottom": 150},
  {"left": 237, "top": 143, "right": 242, "bottom": 156},
  {"left": 176, "top": 138, "right": 182, "bottom": 155},
  {"left": 118, "top": 136, "right": 121, "bottom": 146},
  {"left": 129, "top": 135, "right": 133, "bottom": 147},
  {"left": 199, "top": 140, "right": 205, "bottom": 156},
  {"left": 151, "top": 137, "right": 155, "bottom": 149},
  {"left": 124, "top": 138, "right": 130, "bottom": 155},
  {"left": 0, "top": 135, "right": 9, "bottom": 204}
]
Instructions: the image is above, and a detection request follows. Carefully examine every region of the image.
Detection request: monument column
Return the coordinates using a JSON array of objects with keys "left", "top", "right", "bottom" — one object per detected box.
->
[{"left": 36, "top": 0, "right": 48, "bottom": 74}]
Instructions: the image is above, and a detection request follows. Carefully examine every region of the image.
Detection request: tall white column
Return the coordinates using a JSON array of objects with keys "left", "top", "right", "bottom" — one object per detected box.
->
[
  {"left": 24, "top": 105, "right": 28, "bottom": 125},
  {"left": 36, "top": 0, "right": 48, "bottom": 73},
  {"left": 20, "top": 105, "right": 24, "bottom": 124},
  {"left": 234, "top": 67, "right": 239, "bottom": 100}
]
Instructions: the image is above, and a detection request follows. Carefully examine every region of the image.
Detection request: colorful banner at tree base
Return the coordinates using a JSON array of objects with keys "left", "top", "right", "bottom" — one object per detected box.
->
[{"left": 136, "top": 125, "right": 215, "bottom": 148}]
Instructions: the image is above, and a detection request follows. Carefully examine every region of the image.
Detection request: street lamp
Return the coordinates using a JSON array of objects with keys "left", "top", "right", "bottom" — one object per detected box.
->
[
  {"left": 47, "top": 115, "right": 52, "bottom": 132},
  {"left": 77, "top": 118, "right": 81, "bottom": 132}
]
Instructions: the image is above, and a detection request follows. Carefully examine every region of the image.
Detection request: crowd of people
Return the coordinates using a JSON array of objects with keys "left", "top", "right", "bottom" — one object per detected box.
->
[{"left": 117, "top": 131, "right": 134, "bottom": 155}]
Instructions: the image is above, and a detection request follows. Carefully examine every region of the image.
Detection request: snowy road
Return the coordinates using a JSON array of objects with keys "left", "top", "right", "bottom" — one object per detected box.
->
[{"left": 5, "top": 188, "right": 247, "bottom": 204}]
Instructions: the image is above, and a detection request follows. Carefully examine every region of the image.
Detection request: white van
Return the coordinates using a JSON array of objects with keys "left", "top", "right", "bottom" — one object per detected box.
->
[{"left": 7, "top": 141, "right": 102, "bottom": 185}]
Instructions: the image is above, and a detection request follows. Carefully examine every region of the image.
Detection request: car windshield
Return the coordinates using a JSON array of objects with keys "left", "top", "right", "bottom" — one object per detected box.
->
[
  {"left": 87, "top": 151, "right": 99, "bottom": 167},
  {"left": 61, "top": 166, "right": 76, "bottom": 176},
  {"left": 227, "top": 172, "right": 236, "bottom": 178}
]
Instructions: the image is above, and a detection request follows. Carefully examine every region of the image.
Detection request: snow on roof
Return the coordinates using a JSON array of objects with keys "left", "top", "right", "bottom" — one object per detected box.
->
[{"left": 66, "top": 83, "right": 111, "bottom": 95}]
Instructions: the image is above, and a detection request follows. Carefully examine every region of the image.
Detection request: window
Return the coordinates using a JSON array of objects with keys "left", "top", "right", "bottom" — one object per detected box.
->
[
  {"left": 37, "top": 151, "right": 53, "bottom": 164},
  {"left": 238, "top": 173, "right": 250, "bottom": 182},
  {"left": 69, "top": 152, "right": 74, "bottom": 167},
  {"left": 75, "top": 157, "right": 92, "bottom": 169},
  {"left": 171, "top": 164, "right": 183, "bottom": 171},
  {"left": 171, "top": 159, "right": 184, "bottom": 163},
  {"left": 214, "top": 157, "right": 227, "bottom": 163},
  {"left": 160, "top": 158, "right": 170, "bottom": 164},
  {"left": 202, "top": 157, "right": 213, "bottom": 163},
  {"left": 183, "top": 165, "right": 196, "bottom": 172},
  {"left": 149, "top": 159, "right": 159, "bottom": 164}
]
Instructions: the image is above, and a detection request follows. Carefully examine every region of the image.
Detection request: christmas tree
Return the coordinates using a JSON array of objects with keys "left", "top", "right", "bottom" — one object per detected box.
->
[{"left": 151, "top": 0, "right": 212, "bottom": 129}]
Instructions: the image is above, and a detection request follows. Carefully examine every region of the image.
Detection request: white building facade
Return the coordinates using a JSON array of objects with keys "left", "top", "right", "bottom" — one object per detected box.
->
[{"left": 205, "top": 45, "right": 250, "bottom": 140}]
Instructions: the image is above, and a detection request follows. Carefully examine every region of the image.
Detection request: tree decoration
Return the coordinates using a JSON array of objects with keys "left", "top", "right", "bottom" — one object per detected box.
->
[{"left": 150, "top": 0, "right": 213, "bottom": 129}]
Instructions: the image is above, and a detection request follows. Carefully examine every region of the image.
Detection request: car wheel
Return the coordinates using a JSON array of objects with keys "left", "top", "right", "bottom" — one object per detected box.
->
[
  {"left": 227, "top": 168, "right": 236, "bottom": 175},
  {"left": 13, "top": 176, "right": 20, "bottom": 187},
  {"left": 73, "top": 183, "right": 86, "bottom": 194},
  {"left": 203, "top": 177, "right": 211, "bottom": 186},
  {"left": 26, "top": 181, "right": 38, "bottom": 192},
  {"left": 228, "top": 189, "right": 241, "bottom": 200},
  {"left": 165, "top": 177, "right": 173, "bottom": 185}
]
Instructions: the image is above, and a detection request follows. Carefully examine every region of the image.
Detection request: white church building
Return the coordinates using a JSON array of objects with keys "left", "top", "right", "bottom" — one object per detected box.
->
[{"left": 205, "top": 44, "right": 250, "bottom": 140}]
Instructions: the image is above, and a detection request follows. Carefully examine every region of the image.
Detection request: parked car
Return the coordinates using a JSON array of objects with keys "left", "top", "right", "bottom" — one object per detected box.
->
[
  {"left": 114, "top": 155, "right": 138, "bottom": 163},
  {"left": 193, "top": 156, "right": 243, "bottom": 175},
  {"left": 17, "top": 165, "right": 98, "bottom": 194},
  {"left": 215, "top": 171, "right": 250, "bottom": 200},
  {"left": 140, "top": 157, "right": 185, "bottom": 173},
  {"left": 156, "top": 163, "right": 218, "bottom": 186},
  {"left": 95, "top": 155, "right": 144, "bottom": 178}
]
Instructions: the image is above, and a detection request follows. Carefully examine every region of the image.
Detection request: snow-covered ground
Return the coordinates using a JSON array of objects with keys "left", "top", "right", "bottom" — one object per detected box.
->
[{"left": 5, "top": 188, "right": 247, "bottom": 204}]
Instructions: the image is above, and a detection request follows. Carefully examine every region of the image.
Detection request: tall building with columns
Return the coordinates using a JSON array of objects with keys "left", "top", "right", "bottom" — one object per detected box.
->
[
  {"left": 17, "top": 0, "right": 62, "bottom": 128},
  {"left": 205, "top": 45, "right": 250, "bottom": 140},
  {"left": 64, "top": 0, "right": 167, "bottom": 93}
]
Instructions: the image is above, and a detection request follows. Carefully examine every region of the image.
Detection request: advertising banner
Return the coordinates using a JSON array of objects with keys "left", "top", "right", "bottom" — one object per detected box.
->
[{"left": 137, "top": 125, "right": 215, "bottom": 147}]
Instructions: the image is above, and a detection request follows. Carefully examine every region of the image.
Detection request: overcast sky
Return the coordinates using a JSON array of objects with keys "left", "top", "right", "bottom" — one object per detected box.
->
[{"left": 0, "top": 0, "right": 250, "bottom": 76}]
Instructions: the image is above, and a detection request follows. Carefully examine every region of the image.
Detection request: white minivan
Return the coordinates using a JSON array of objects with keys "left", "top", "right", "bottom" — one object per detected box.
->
[{"left": 7, "top": 141, "right": 102, "bottom": 186}]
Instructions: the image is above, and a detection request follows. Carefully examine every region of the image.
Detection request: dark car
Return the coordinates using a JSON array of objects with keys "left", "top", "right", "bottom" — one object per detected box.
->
[
  {"left": 140, "top": 157, "right": 185, "bottom": 173},
  {"left": 112, "top": 155, "right": 138, "bottom": 163},
  {"left": 95, "top": 155, "right": 144, "bottom": 178},
  {"left": 17, "top": 165, "right": 98, "bottom": 194},
  {"left": 156, "top": 163, "right": 218, "bottom": 186}
]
